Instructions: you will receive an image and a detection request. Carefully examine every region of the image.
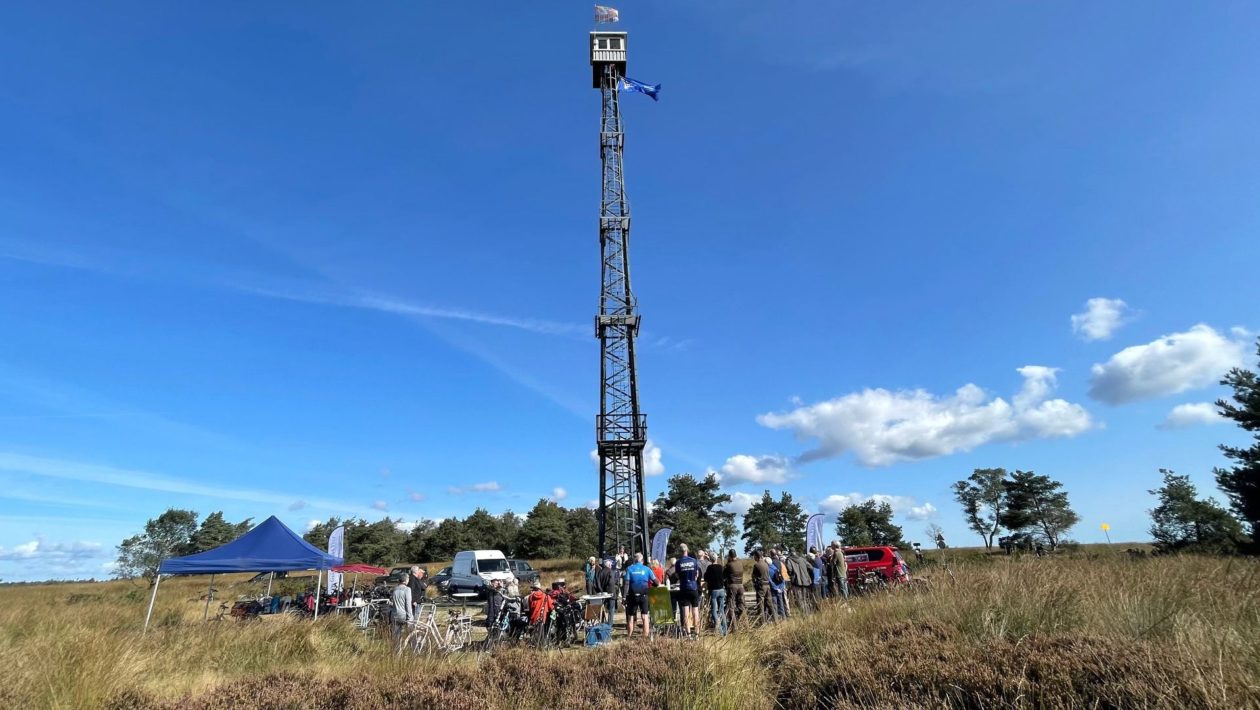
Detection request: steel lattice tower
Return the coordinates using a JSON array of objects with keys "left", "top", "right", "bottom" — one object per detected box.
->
[{"left": 591, "top": 31, "right": 650, "bottom": 559}]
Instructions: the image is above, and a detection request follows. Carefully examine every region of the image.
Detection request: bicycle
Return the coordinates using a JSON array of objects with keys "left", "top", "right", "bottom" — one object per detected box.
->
[{"left": 400, "top": 604, "right": 473, "bottom": 655}]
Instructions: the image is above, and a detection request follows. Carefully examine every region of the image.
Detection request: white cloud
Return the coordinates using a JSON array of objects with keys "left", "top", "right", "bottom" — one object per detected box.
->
[
  {"left": 394, "top": 519, "right": 426, "bottom": 533},
  {"left": 584, "top": 499, "right": 599, "bottom": 510},
  {"left": 408, "top": 491, "right": 425, "bottom": 502},
  {"left": 1071, "top": 298, "right": 1130, "bottom": 341},
  {"left": 819, "top": 493, "right": 938, "bottom": 521},
  {"left": 721, "top": 491, "right": 762, "bottom": 516},
  {"left": 1088, "top": 325, "right": 1245, "bottom": 404},
  {"left": 0, "top": 538, "right": 106, "bottom": 577},
  {"left": 306, "top": 520, "right": 321, "bottom": 532},
  {"left": 0, "top": 538, "right": 99, "bottom": 563},
  {"left": 448, "top": 481, "right": 501, "bottom": 495},
  {"left": 644, "top": 441, "right": 665, "bottom": 477},
  {"left": 905, "top": 502, "right": 938, "bottom": 520},
  {"left": 551, "top": 487, "right": 568, "bottom": 502},
  {"left": 371, "top": 500, "right": 389, "bottom": 511},
  {"left": 758, "top": 367, "right": 1093, "bottom": 467},
  {"left": 1160, "top": 402, "right": 1227, "bottom": 430},
  {"left": 718, "top": 454, "right": 791, "bottom": 485},
  {"left": 288, "top": 500, "right": 308, "bottom": 511}
]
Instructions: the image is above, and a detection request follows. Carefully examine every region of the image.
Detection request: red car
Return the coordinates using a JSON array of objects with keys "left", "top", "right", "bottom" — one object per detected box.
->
[{"left": 843, "top": 546, "right": 910, "bottom": 587}]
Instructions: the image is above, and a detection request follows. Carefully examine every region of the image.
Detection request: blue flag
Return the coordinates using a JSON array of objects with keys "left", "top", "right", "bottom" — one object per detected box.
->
[{"left": 620, "top": 77, "right": 661, "bottom": 102}]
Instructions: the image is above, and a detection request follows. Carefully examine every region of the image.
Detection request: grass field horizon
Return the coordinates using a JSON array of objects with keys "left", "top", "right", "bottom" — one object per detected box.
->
[{"left": 2, "top": 546, "right": 1257, "bottom": 708}]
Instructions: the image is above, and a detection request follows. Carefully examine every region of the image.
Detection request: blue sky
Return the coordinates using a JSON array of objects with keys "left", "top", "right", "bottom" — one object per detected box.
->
[{"left": 2, "top": 2, "right": 1258, "bottom": 581}]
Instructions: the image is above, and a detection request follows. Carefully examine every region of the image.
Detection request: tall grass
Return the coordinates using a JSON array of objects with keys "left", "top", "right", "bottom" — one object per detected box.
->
[{"left": 1, "top": 553, "right": 1256, "bottom": 708}]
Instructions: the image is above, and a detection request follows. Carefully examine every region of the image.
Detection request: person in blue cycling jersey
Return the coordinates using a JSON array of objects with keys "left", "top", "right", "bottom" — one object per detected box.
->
[
  {"left": 674, "top": 543, "right": 701, "bottom": 639},
  {"left": 622, "top": 552, "right": 656, "bottom": 638}
]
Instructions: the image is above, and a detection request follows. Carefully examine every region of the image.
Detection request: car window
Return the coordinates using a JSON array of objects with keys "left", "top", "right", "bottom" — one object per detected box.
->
[
  {"left": 845, "top": 549, "right": 885, "bottom": 563},
  {"left": 520, "top": 562, "right": 533, "bottom": 571},
  {"left": 478, "top": 558, "right": 509, "bottom": 573},
  {"left": 439, "top": 567, "right": 451, "bottom": 576}
]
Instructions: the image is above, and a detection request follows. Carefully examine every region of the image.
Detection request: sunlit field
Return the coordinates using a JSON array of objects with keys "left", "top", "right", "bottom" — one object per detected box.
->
[{"left": 1, "top": 550, "right": 1257, "bottom": 709}]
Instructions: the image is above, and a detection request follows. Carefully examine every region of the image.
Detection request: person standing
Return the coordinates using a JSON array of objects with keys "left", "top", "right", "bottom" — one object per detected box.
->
[
  {"left": 595, "top": 558, "right": 619, "bottom": 622},
  {"left": 391, "top": 573, "right": 414, "bottom": 652},
  {"left": 525, "top": 580, "right": 554, "bottom": 647},
  {"left": 408, "top": 566, "right": 429, "bottom": 618},
  {"left": 724, "top": 550, "right": 745, "bottom": 632},
  {"left": 827, "top": 541, "right": 849, "bottom": 600},
  {"left": 623, "top": 552, "right": 655, "bottom": 638},
  {"left": 810, "top": 548, "right": 827, "bottom": 600},
  {"left": 615, "top": 546, "right": 629, "bottom": 571},
  {"left": 703, "top": 551, "right": 727, "bottom": 636},
  {"left": 675, "top": 544, "right": 701, "bottom": 640},
  {"left": 751, "top": 550, "right": 774, "bottom": 624},
  {"left": 583, "top": 556, "right": 598, "bottom": 594},
  {"left": 768, "top": 551, "right": 788, "bottom": 619}
]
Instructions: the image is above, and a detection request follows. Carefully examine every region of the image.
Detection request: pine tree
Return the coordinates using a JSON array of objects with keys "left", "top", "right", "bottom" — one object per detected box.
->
[
  {"left": 187, "top": 511, "right": 253, "bottom": 553},
  {"left": 115, "top": 508, "right": 199, "bottom": 583},
  {"left": 516, "top": 499, "right": 572, "bottom": 559},
  {"left": 1214, "top": 338, "right": 1260, "bottom": 539},
  {"left": 1149, "top": 469, "right": 1245, "bottom": 554},
  {"left": 1000, "top": 470, "right": 1079, "bottom": 549},
  {"left": 835, "top": 500, "right": 907, "bottom": 548},
  {"left": 648, "top": 472, "right": 734, "bottom": 552},
  {"left": 952, "top": 468, "right": 1007, "bottom": 549},
  {"left": 740, "top": 490, "right": 808, "bottom": 553}
]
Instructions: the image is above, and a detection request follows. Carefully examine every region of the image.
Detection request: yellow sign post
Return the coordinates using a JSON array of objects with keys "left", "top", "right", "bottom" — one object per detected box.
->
[{"left": 1100, "top": 523, "right": 1112, "bottom": 545}]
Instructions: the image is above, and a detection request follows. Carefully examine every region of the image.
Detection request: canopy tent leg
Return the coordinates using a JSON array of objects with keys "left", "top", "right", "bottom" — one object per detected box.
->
[
  {"left": 203, "top": 574, "right": 215, "bottom": 621},
  {"left": 266, "top": 572, "right": 274, "bottom": 598},
  {"left": 143, "top": 574, "right": 162, "bottom": 633},
  {"left": 313, "top": 570, "right": 322, "bottom": 621}
]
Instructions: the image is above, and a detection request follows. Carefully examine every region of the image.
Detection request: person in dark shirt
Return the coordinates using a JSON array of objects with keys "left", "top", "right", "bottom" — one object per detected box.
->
[
  {"left": 751, "top": 550, "right": 775, "bottom": 624},
  {"left": 408, "top": 566, "right": 429, "bottom": 617},
  {"left": 674, "top": 544, "right": 701, "bottom": 639},
  {"left": 702, "top": 554, "right": 727, "bottom": 636},
  {"left": 723, "top": 550, "right": 745, "bottom": 633},
  {"left": 595, "top": 558, "right": 619, "bottom": 622}
]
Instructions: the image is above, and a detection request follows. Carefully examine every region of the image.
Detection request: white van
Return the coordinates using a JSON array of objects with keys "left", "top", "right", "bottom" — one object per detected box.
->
[{"left": 449, "top": 550, "right": 515, "bottom": 596}]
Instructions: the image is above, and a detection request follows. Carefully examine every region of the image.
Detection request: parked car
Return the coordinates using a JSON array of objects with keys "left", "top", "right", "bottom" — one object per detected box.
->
[
  {"left": 430, "top": 566, "right": 453, "bottom": 594},
  {"left": 373, "top": 566, "right": 413, "bottom": 587},
  {"left": 843, "top": 546, "right": 910, "bottom": 586},
  {"left": 449, "top": 550, "right": 515, "bottom": 597},
  {"left": 507, "top": 559, "right": 539, "bottom": 587}
]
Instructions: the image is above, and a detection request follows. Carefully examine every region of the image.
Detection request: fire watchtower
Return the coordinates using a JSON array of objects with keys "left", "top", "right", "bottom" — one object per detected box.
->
[{"left": 591, "top": 30, "right": 650, "bottom": 559}]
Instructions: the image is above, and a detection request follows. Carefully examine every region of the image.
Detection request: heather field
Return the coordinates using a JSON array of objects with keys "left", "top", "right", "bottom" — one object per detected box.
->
[{"left": 1, "top": 550, "right": 1258, "bottom": 709}]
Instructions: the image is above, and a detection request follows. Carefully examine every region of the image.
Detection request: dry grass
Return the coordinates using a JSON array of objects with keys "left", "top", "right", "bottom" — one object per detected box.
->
[{"left": 1, "top": 553, "right": 1257, "bottom": 708}]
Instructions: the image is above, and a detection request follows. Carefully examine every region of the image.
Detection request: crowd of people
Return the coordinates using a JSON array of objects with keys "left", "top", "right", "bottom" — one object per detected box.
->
[
  {"left": 575, "top": 540, "right": 858, "bottom": 639},
  {"left": 383, "top": 542, "right": 871, "bottom": 647}
]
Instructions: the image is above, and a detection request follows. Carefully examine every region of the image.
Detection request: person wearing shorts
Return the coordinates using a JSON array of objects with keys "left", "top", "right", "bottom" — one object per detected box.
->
[
  {"left": 674, "top": 543, "right": 701, "bottom": 639},
  {"left": 622, "top": 552, "right": 655, "bottom": 638}
]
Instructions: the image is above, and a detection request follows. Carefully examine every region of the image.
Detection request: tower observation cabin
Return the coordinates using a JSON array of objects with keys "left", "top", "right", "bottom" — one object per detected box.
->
[{"left": 590, "top": 31, "right": 627, "bottom": 87}]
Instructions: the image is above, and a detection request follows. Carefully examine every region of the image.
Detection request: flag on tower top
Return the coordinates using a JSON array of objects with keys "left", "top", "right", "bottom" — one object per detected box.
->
[
  {"left": 621, "top": 77, "right": 660, "bottom": 101},
  {"left": 594, "top": 5, "right": 620, "bottom": 23}
]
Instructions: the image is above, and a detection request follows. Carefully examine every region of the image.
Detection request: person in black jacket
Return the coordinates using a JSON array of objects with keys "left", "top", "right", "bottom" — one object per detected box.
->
[
  {"left": 408, "top": 566, "right": 429, "bottom": 617},
  {"left": 594, "top": 558, "right": 619, "bottom": 621}
]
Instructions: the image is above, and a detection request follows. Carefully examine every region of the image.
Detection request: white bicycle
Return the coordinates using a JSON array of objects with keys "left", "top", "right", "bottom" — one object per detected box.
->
[{"left": 400, "top": 604, "right": 473, "bottom": 655}]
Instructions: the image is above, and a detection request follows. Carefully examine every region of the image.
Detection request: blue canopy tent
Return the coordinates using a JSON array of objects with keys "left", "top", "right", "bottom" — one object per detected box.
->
[{"left": 144, "top": 515, "right": 343, "bottom": 631}]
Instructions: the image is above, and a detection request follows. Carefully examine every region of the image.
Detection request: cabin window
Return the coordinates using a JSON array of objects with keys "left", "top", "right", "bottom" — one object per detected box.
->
[
  {"left": 609, "top": 37, "right": 622, "bottom": 50},
  {"left": 596, "top": 38, "right": 608, "bottom": 50}
]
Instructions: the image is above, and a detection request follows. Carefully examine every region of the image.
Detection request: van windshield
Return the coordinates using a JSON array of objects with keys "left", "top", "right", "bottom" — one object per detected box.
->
[{"left": 478, "top": 559, "right": 509, "bottom": 573}]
